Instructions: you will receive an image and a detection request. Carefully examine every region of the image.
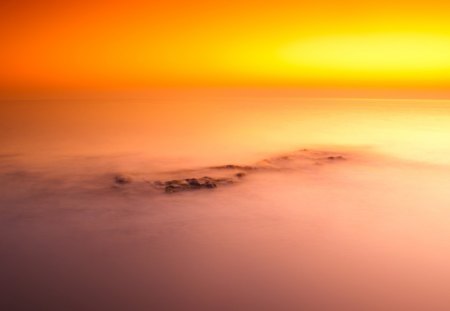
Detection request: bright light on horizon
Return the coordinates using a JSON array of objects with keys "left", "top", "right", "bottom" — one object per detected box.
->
[
  {"left": 280, "top": 33, "right": 450, "bottom": 82},
  {"left": 2, "top": 1, "right": 450, "bottom": 94}
]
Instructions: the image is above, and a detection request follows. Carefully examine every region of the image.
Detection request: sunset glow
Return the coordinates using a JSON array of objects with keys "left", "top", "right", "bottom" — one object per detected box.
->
[
  {"left": 281, "top": 34, "right": 450, "bottom": 83},
  {"left": 2, "top": 1, "right": 450, "bottom": 94},
  {"left": 2, "top": 1, "right": 450, "bottom": 311}
]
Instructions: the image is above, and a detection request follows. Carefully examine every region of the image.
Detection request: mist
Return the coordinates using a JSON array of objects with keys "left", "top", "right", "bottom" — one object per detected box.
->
[
  {"left": 1, "top": 95, "right": 450, "bottom": 310},
  {"left": 1, "top": 147, "right": 450, "bottom": 311}
]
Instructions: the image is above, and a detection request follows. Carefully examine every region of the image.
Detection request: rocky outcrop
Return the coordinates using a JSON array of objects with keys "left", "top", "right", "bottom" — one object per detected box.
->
[
  {"left": 114, "top": 174, "right": 133, "bottom": 185},
  {"left": 154, "top": 176, "right": 236, "bottom": 193},
  {"left": 113, "top": 149, "right": 347, "bottom": 194},
  {"left": 210, "top": 164, "right": 256, "bottom": 171},
  {"left": 326, "top": 156, "right": 345, "bottom": 161}
]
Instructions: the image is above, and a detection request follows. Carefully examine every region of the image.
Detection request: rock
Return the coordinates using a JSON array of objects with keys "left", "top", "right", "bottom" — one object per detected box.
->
[
  {"left": 235, "top": 172, "right": 246, "bottom": 178},
  {"left": 204, "top": 181, "right": 217, "bottom": 188},
  {"left": 213, "top": 177, "right": 235, "bottom": 185},
  {"left": 156, "top": 175, "right": 232, "bottom": 193},
  {"left": 211, "top": 164, "right": 255, "bottom": 171},
  {"left": 165, "top": 180, "right": 185, "bottom": 186},
  {"left": 186, "top": 178, "right": 201, "bottom": 187},
  {"left": 148, "top": 148, "right": 348, "bottom": 194},
  {"left": 165, "top": 184, "right": 180, "bottom": 193},
  {"left": 114, "top": 174, "right": 132, "bottom": 185},
  {"left": 326, "top": 156, "right": 345, "bottom": 161}
]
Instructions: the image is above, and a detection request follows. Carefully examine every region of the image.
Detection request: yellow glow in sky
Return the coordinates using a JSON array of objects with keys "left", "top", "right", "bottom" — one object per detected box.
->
[
  {"left": 281, "top": 33, "right": 450, "bottom": 84},
  {"left": 2, "top": 1, "right": 450, "bottom": 94}
]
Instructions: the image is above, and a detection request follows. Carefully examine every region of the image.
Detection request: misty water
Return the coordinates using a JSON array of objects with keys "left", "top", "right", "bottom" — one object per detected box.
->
[{"left": 1, "top": 94, "right": 450, "bottom": 310}]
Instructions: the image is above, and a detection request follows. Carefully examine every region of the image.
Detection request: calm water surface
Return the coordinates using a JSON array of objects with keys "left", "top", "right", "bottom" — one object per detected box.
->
[{"left": 1, "top": 94, "right": 450, "bottom": 310}]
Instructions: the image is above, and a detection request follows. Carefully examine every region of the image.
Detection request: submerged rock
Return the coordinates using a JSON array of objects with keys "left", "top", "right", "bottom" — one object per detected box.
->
[
  {"left": 160, "top": 176, "right": 223, "bottom": 193},
  {"left": 211, "top": 164, "right": 255, "bottom": 171},
  {"left": 113, "top": 148, "right": 349, "bottom": 194},
  {"left": 326, "top": 156, "right": 345, "bottom": 161},
  {"left": 114, "top": 174, "right": 132, "bottom": 185},
  {"left": 186, "top": 178, "right": 201, "bottom": 187},
  {"left": 235, "top": 172, "right": 246, "bottom": 178}
]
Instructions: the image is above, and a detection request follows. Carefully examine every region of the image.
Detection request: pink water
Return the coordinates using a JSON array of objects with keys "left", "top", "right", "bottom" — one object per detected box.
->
[{"left": 1, "top": 94, "right": 450, "bottom": 310}]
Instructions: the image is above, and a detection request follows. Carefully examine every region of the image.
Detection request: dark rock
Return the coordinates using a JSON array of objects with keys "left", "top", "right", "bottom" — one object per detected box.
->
[
  {"left": 186, "top": 178, "right": 201, "bottom": 187},
  {"left": 211, "top": 164, "right": 255, "bottom": 171},
  {"left": 114, "top": 175, "right": 132, "bottom": 185},
  {"left": 213, "top": 177, "right": 235, "bottom": 185},
  {"left": 157, "top": 175, "right": 232, "bottom": 193},
  {"left": 149, "top": 148, "right": 348, "bottom": 194},
  {"left": 165, "top": 180, "right": 185, "bottom": 186},
  {"left": 165, "top": 185, "right": 179, "bottom": 193},
  {"left": 327, "top": 156, "right": 345, "bottom": 161},
  {"left": 204, "top": 181, "right": 217, "bottom": 188}
]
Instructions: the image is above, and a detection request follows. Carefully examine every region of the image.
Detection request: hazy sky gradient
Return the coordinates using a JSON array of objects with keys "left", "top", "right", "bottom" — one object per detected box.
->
[{"left": 2, "top": 0, "right": 450, "bottom": 96}]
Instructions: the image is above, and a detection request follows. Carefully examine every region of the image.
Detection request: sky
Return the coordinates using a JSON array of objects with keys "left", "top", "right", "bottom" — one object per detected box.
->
[{"left": 1, "top": 0, "right": 450, "bottom": 96}]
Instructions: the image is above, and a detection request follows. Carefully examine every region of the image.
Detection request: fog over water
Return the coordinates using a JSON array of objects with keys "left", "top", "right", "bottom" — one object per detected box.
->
[{"left": 1, "top": 94, "right": 450, "bottom": 310}]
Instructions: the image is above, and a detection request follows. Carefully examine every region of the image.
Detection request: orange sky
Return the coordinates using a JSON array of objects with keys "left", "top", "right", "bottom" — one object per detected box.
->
[{"left": 2, "top": 0, "right": 450, "bottom": 96}]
